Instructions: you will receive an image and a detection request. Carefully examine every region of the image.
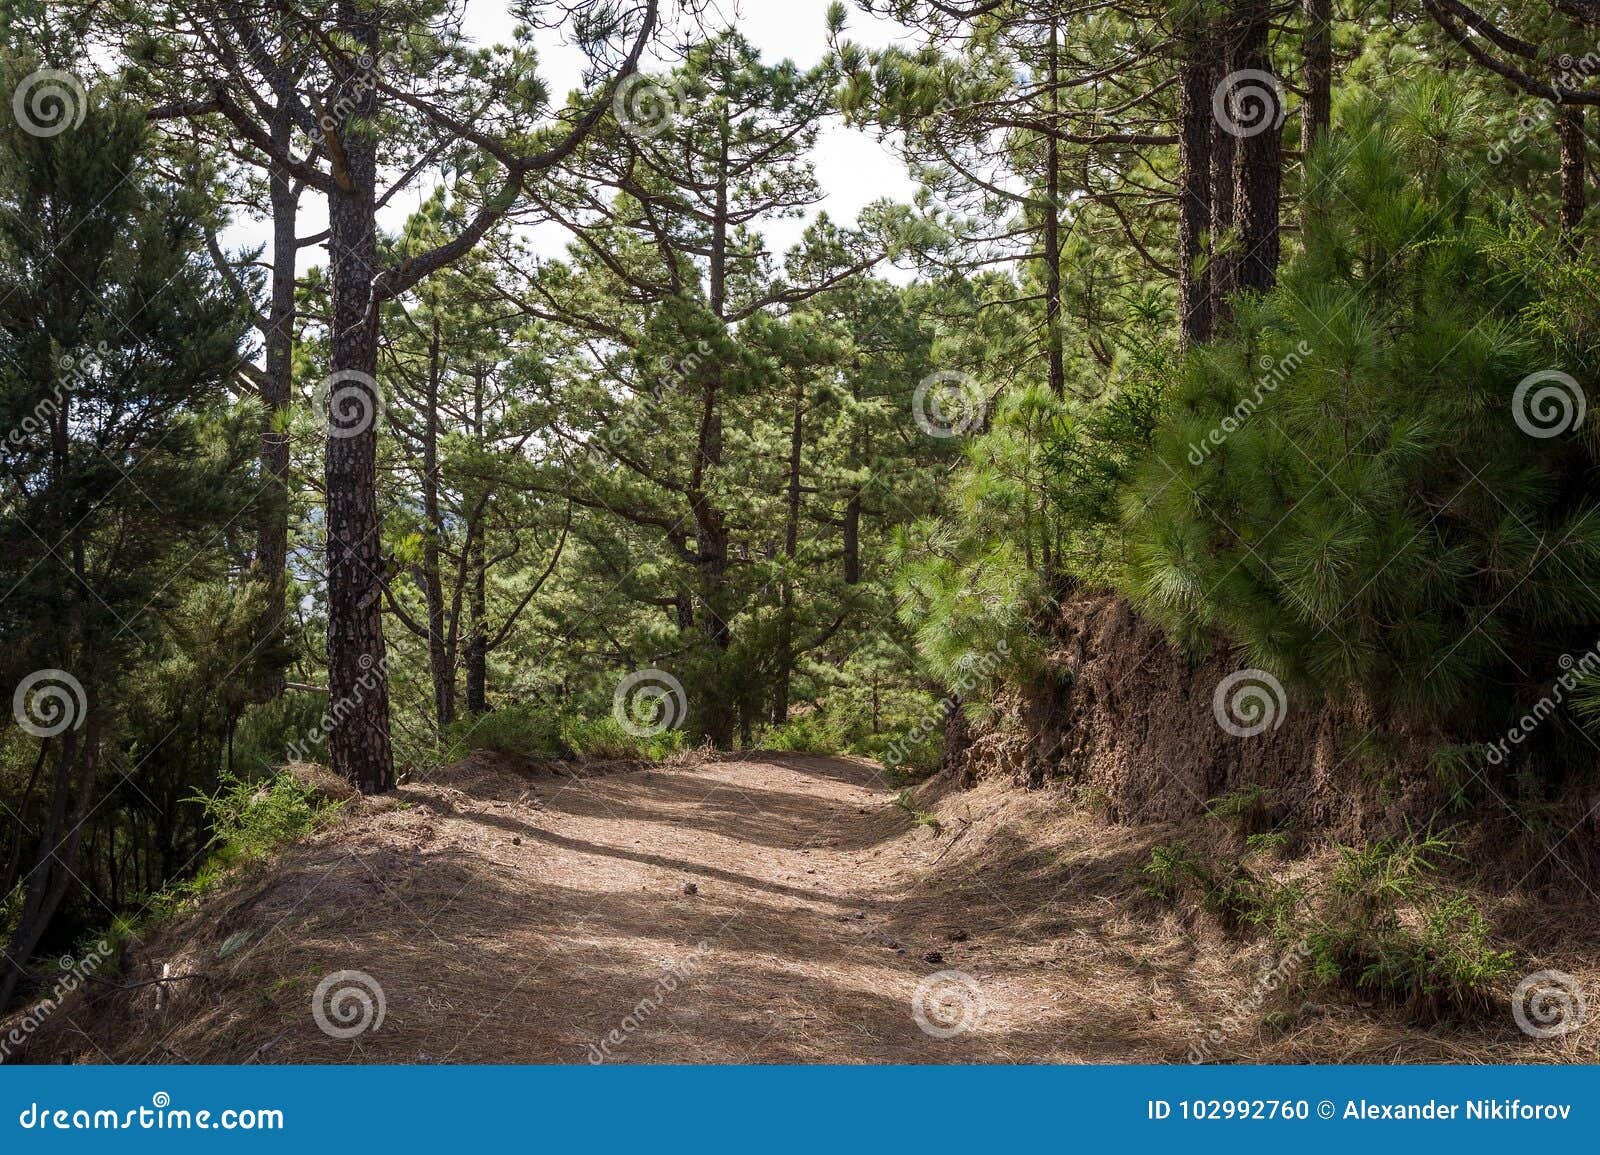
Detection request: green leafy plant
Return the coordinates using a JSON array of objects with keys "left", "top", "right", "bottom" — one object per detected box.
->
[
  {"left": 191, "top": 770, "right": 342, "bottom": 866},
  {"left": 893, "top": 789, "right": 943, "bottom": 834}
]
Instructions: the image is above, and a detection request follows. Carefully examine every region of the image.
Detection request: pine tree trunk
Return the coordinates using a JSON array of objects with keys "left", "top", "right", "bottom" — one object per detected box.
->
[
  {"left": 843, "top": 376, "right": 863, "bottom": 585},
  {"left": 251, "top": 109, "right": 298, "bottom": 702},
  {"left": 1210, "top": 23, "right": 1239, "bottom": 328},
  {"left": 1559, "top": 105, "right": 1587, "bottom": 245},
  {"left": 1301, "top": 0, "right": 1332, "bottom": 157},
  {"left": 690, "top": 115, "right": 736, "bottom": 748},
  {"left": 323, "top": 7, "right": 394, "bottom": 793},
  {"left": 842, "top": 488, "right": 861, "bottom": 585},
  {"left": 1042, "top": 20, "right": 1065, "bottom": 396},
  {"left": 1232, "top": 0, "right": 1282, "bottom": 294},
  {"left": 773, "top": 371, "right": 804, "bottom": 726},
  {"left": 257, "top": 111, "right": 295, "bottom": 596},
  {"left": 465, "top": 370, "right": 488, "bottom": 716},
  {"left": 1178, "top": 23, "right": 1215, "bottom": 349},
  {"left": 420, "top": 318, "right": 454, "bottom": 732}
]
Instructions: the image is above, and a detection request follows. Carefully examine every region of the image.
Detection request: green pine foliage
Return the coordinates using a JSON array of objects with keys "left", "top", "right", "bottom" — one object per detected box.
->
[{"left": 1118, "top": 87, "right": 1600, "bottom": 719}]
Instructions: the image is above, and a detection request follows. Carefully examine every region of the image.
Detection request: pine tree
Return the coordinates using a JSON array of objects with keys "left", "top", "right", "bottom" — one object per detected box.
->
[{"left": 0, "top": 69, "right": 259, "bottom": 1009}]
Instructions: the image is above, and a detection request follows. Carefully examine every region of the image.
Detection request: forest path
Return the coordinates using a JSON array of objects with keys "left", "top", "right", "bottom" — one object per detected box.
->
[
  {"left": 38, "top": 749, "right": 1530, "bottom": 1063},
  {"left": 284, "top": 749, "right": 1103, "bottom": 1063},
  {"left": 42, "top": 748, "right": 1267, "bottom": 1064}
]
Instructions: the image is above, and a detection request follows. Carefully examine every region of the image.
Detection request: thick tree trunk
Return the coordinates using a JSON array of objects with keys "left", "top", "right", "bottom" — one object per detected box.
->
[
  {"left": 1232, "top": 0, "right": 1283, "bottom": 294},
  {"left": 1209, "top": 27, "right": 1239, "bottom": 328},
  {"left": 691, "top": 116, "right": 736, "bottom": 748},
  {"left": 465, "top": 524, "right": 487, "bottom": 716},
  {"left": 323, "top": 9, "right": 394, "bottom": 793},
  {"left": 1559, "top": 105, "right": 1587, "bottom": 244},
  {"left": 1177, "top": 24, "right": 1215, "bottom": 349},
  {"left": 257, "top": 114, "right": 296, "bottom": 591},
  {"left": 690, "top": 486, "right": 733, "bottom": 745},
  {"left": 842, "top": 488, "right": 861, "bottom": 585},
  {"left": 251, "top": 113, "right": 298, "bottom": 702}
]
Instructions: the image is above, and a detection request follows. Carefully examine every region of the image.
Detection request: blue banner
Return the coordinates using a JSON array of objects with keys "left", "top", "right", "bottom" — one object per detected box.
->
[{"left": 1, "top": 1065, "right": 1595, "bottom": 1153}]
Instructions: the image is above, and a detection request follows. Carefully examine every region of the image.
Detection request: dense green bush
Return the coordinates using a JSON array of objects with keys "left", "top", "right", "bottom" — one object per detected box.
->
[
  {"left": 192, "top": 770, "right": 342, "bottom": 866},
  {"left": 441, "top": 704, "right": 566, "bottom": 761},
  {"left": 561, "top": 715, "right": 687, "bottom": 761},
  {"left": 1118, "top": 86, "right": 1600, "bottom": 719}
]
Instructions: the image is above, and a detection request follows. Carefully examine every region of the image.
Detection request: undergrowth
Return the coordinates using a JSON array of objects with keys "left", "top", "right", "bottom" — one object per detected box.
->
[{"left": 1138, "top": 824, "right": 1516, "bottom": 1024}]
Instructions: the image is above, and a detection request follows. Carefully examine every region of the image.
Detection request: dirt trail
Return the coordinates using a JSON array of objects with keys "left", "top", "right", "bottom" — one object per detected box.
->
[
  {"left": 264, "top": 750, "right": 1105, "bottom": 1063},
  {"left": 25, "top": 750, "right": 1572, "bottom": 1064}
]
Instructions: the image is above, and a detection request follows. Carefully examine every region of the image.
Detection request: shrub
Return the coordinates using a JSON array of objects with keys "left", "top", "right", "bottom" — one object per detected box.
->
[
  {"left": 762, "top": 713, "right": 849, "bottom": 755},
  {"left": 1118, "top": 86, "right": 1600, "bottom": 722},
  {"left": 561, "top": 715, "right": 686, "bottom": 761},
  {"left": 1303, "top": 831, "right": 1514, "bottom": 1021},
  {"left": 191, "top": 769, "right": 341, "bottom": 866},
  {"left": 442, "top": 704, "right": 565, "bottom": 761},
  {"left": 1139, "top": 840, "right": 1207, "bottom": 902}
]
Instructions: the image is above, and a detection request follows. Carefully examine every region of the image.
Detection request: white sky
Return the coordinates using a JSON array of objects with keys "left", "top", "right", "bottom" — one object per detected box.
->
[{"left": 223, "top": 0, "right": 920, "bottom": 276}]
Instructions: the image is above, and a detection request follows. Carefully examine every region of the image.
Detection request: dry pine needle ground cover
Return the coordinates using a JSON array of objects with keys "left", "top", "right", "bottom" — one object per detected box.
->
[{"left": 13, "top": 751, "right": 1598, "bottom": 1064}]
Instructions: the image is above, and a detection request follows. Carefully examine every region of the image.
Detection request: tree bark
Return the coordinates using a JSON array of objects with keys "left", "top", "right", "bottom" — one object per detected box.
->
[
  {"left": 257, "top": 111, "right": 296, "bottom": 592},
  {"left": 1209, "top": 31, "right": 1239, "bottom": 327},
  {"left": 1232, "top": 0, "right": 1283, "bottom": 294},
  {"left": 689, "top": 109, "right": 735, "bottom": 747},
  {"left": 772, "top": 369, "right": 805, "bottom": 726},
  {"left": 465, "top": 366, "right": 489, "bottom": 716},
  {"left": 1301, "top": 0, "right": 1333, "bottom": 158},
  {"left": 842, "top": 488, "right": 861, "bottom": 585},
  {"left": 323, "top": 4, "right": 394, "bottom": 793},
  {"left": 1559, "top": 104, "right": 1587, "bottom": 244}
]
